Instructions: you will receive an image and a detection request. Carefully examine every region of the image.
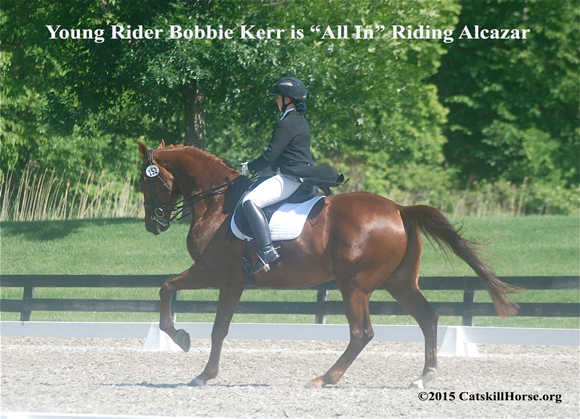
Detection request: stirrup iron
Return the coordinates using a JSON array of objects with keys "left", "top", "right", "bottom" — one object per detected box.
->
[{"left": 250, "top": 246, "right": 280, "bottom": 274}]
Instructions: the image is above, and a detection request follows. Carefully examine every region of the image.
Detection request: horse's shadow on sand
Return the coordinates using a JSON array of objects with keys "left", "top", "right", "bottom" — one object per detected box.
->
[
  {"left": 106, "top": 381, "right": 271, "bottom": 389},
  {"left": 103, "top": 382, "right": 411, "bottom": 390}
]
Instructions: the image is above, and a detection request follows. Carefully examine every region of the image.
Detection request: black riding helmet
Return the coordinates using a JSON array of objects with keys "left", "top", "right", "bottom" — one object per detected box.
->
[{"left": 270, "top": 77, "right": 307, "bottom": 112}]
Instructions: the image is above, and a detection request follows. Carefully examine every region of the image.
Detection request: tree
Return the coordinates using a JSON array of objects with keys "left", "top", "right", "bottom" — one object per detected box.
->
[
  {"left": 2, "top": 0, "right": 460, "bottom": 200},
  {"left": 2, "top": 0, "right": 272, "bottom": 173},
  {"left": 208, "top": 0, "right": 460, "bottom": 197},
  {"left": 436, "top": 0, "right": 579, "bottom": 187}
]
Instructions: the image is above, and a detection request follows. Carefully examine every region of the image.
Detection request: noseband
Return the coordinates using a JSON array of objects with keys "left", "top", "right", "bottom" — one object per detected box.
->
[
  {"left": 143, "top": 148, "right": 239, "bottom": 228},
  {"left": 143, "top": 148, "right": 180, "bottom": 228}
]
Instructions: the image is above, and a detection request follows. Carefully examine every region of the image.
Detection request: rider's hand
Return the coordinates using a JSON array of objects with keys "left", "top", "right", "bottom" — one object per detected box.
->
[{"left": 241, "top": 162, "right": 250, "bottom": 176}]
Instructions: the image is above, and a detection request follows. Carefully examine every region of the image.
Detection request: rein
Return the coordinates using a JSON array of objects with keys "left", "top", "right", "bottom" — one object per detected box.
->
[{"left": 143, "top": 148, "right": 238, "bottom": 227}]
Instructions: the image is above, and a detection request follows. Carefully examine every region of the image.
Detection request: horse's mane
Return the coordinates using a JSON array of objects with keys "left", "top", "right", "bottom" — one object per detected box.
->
[{"left": 162, "top": 144, "right": 238, "bottom": 173}]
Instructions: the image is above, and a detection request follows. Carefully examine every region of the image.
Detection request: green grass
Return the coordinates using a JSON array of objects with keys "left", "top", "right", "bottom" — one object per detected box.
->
[{"left": 1, "top": 216, "right": 579, "bottom": 327}]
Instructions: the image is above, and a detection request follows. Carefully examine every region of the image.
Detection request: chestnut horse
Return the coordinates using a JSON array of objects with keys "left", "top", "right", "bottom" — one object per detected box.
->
[{"left": 138, "top": 141, "right": 519, "bottom": 389}]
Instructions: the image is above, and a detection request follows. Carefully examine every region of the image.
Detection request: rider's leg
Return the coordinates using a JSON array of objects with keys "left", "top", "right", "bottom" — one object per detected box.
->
[
  {"left": 242, "top": 174, "right": 301, "bottom": 274},
  {"left": 242, "top": 200, "right": 280, "bottom": 274}
]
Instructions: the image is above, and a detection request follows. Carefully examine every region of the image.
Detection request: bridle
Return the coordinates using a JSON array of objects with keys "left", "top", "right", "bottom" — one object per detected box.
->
[
  {"left": 143, "top": 149, "right": 180, "bottom": 228},
  {"left": 143, "top": 148, "right": 238, "bottom": 228}
]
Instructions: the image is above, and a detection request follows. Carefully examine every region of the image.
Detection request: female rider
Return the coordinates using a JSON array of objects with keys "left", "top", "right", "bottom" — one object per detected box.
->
[{"left": 241, "top": 77, "right": 339, "bottom": 274}]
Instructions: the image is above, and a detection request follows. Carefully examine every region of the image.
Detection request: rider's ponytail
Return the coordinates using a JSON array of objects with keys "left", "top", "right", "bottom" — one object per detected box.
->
[{"left": 295, "top": 101, "right": 307, "bottom": 113}]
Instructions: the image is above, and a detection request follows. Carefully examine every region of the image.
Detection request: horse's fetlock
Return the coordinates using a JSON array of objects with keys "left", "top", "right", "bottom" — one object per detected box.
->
[
  {"left": 159, "top": 321, "right": 174, "bottom": 336},
  {"left": 423, "top": 367, "right": 438, "bottom": 379}
]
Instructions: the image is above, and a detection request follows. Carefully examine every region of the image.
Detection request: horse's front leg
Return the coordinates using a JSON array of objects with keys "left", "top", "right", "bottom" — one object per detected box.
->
[
  {"left": 189, "top": 282, "right": 245, "bottom": 386},
  {"left": 309, "top": 286, "right": 374, "bottom": 388},
  {"left": 159, "top": 265, "right": 215, "bottom": 352}
]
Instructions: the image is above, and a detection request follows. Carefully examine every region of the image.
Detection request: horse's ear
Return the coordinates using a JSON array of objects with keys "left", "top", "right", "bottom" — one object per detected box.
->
[
  {"left": 159, "top": 140, "right": 166, "bottom": 149},
  {"left": 138, "top": 142, "right": 149, "bottom": 164}
]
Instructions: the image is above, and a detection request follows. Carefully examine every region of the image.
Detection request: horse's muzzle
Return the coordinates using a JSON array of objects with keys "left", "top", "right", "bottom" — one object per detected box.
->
[{"left": 146, "top": 219, "right": 170, "bottom": 235}]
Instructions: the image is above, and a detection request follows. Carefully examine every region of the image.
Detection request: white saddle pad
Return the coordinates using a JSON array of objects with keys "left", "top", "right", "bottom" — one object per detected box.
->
[{"left": 231, "top": 196, "right": 324, "bottom": 242}]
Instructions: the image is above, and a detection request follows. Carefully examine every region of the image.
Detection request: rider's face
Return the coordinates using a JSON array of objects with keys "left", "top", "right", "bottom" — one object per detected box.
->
[{"left": 276, "top": 95, "right": 291, "bottom": 111}]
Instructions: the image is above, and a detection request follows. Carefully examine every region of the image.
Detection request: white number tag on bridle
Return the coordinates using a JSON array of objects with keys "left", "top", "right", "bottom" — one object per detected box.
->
[{"left": 145, "top": 165, "right": 160, "bottom": 178}]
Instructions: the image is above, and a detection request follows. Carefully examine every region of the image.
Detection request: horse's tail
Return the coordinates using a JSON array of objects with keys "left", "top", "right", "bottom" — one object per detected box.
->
[{"left": 400, "top": 205, "right": 521, "bottom": 318}]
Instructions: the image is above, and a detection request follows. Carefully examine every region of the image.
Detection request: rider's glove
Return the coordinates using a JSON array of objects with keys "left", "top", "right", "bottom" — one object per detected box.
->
[{"left": 241, "top": 162, "right": 250, "bottom": 176}]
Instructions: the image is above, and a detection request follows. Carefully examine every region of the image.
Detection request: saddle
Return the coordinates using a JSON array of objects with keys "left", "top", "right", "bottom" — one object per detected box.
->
[{"left": 232, "top": 177, "right": 328, "bottom": 240}]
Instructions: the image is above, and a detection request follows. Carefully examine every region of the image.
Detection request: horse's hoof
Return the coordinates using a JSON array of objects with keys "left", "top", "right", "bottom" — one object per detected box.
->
[
  {"left": 410, "top": 369, "right": 437, "bottom": 389},
  {"left": 188, "top": 377, "right": 206, "bottom": 387},
  {"left": 305, "top": 378, "right": 324, "bottom": 389},
  {"left": 176, "top": 329, "right": 191, "bottom": 352},
  {"left": 409, "top": 379, "right": 424, "bottom": 389}
]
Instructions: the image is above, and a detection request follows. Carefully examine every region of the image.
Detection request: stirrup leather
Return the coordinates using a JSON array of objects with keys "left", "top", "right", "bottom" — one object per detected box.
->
[{"left": 250, "top": 246, "right": 280, "bottom": 274}]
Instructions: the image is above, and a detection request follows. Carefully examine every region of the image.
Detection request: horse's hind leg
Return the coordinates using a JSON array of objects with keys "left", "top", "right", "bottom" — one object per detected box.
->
[
  {"left": 309, "top": 284, "right": 374, "bottom": 389},
  {"left": 383, "top": 219, "right": 439, "bottom": 388},
  {"left": 383, "top": 231, "right": 439, "bottom": 387},
  {"left": 385, "top": 282, "right": 439, "bottom": 388}
]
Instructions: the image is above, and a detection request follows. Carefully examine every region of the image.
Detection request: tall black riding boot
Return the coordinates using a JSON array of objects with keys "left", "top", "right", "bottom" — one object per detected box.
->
[{"left": 242, "top": 200, "right": 280, "bottom": 274}]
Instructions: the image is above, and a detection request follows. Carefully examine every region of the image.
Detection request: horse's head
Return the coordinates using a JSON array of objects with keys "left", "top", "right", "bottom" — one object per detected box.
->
[{"left": 138, "top": 141, "right": 181, "bottom": 235}]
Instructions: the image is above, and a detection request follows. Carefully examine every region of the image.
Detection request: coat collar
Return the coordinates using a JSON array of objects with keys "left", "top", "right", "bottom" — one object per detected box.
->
[{"left": 280, "top": 108, "right": 296, "bottom": 121}]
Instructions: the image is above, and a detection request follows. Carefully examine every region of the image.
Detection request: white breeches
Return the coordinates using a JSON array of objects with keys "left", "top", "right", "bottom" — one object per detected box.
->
[{"left": 242, "top": 174, "right": 301, "bottom": 209}]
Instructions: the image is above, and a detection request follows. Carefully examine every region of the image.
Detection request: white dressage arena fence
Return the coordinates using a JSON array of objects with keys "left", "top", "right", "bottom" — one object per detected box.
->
[{"left": 1, "top": 321, "right": 578, "bottom": 357}]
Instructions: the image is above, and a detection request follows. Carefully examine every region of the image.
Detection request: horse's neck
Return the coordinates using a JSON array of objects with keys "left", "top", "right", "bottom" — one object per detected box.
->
[
  {"left": 160, "top": 147, "right": 238, "bottom": 253},
  {"left": 159, "top": 146, "right": 238, "bottom": 196}
]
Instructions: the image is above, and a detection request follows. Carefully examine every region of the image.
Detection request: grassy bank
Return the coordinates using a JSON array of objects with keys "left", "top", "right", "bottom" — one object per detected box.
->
[{"left": 1, "top": 216, "right": 578, "bottom": 327}]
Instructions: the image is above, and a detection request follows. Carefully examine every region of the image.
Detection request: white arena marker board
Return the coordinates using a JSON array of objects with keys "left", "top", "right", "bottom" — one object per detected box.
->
[{"left": 1, "top": 322, "right": 578, "bottom": 357}]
